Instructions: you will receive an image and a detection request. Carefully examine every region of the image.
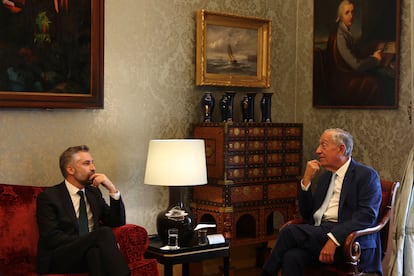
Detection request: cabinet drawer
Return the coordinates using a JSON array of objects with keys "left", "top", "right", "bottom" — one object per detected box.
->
[
  {"left": 247, "top": 127, "right": 265, "bottom": 137},
  {"left": 266, "top": 127, "right": 284, "bottom": 137},
  {"left": 231, "top": 185, "right": 263, "bottom": 203},
  {"left": 285, "top": 166, "right": 300, "bottom": 176},
  {"left": 267, "top": 140, "right": 284, "bottom": 151},
  {"left": 247, "top": 140, "right": 265, "bottom": 151},
  {"left": 267, "top": 153, "right": 283, "bottom": 164},
  {"left": 227, "top": 127, "right": 246, "bottom": 137},
  {"left": 193, "top": 185, "right": 225, "bottom": 204},
  {"left": 227, "top": 154, "right": 246, "bottom": 165},
  {"left": 285, "top": 153, "right": 301, "bottom": 163},
  {"left": 228, "top": 141, "right": 246, "bottom": 151},
  {"left": 266, "top": 167, "right": 283, "bottom": 177},
  {"left": 285, "top": 127, "right": 302, "bottom": 136},
  {"left": 268, "top": 183, "right": 298, "bottom": 199},
  {"left": 247, "top": 154, "right": 265, "bottom": 165},
  {"left": 285, "top": 140, "right": 302, "bottom": 150}
]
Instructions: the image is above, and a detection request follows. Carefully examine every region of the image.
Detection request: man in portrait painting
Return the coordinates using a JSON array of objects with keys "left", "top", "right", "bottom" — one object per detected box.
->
[{"left": 313, "top": 0, "right": 397, "bottom": 107}]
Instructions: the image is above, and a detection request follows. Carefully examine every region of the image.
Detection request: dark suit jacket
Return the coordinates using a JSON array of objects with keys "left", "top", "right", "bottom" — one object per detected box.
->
[
  {"left": 36, "top": 181, "right": 126, "bottom": 274},
  {"left": 298, "top": 159, "right": 382, "bottom": 273}
]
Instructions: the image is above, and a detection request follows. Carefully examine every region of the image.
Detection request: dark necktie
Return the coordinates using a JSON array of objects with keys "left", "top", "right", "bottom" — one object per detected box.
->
[{"left": 77, "top": 190, "right": 89, "bottom": 235}]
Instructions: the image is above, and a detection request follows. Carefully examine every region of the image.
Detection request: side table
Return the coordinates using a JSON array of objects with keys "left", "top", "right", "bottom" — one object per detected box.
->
[{"left": 145, "top": 238, "right": 230, "bottom": 276}]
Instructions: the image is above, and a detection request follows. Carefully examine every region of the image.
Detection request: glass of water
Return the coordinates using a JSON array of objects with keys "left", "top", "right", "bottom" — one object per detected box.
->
[
  {"left": 197, "top": 229, "right": 208, "bottom": 246},
  {"left": 167, "top": 228, "right": 179, "bottom": 249}
]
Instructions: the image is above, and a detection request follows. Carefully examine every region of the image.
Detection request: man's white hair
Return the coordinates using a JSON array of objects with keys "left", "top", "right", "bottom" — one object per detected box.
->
[{"left": 336, "top": 0, "right": 354, "bottom": 23}]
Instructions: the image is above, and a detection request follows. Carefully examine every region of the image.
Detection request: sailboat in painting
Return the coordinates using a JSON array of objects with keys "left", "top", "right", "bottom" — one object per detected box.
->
[
  {"left": 227, "top": 44, "right": 238, "bottom": 64},
  {"left": 206, "top": 43, "right": 257, "bottom": 76}
]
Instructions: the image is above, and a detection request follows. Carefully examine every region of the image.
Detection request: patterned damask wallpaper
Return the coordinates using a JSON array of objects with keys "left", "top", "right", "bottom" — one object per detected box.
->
[{"left": 0, "top": 0, "right": 412, "bottom": 233}]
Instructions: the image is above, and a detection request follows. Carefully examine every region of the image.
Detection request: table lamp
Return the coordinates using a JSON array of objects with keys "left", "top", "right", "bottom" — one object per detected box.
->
[{"left": 144, "top": 139, "right": 207, "bottom": 246}]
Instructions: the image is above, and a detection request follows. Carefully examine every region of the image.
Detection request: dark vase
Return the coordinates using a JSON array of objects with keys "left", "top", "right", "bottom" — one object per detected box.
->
[
  {"left": 247, "top": 93, "right": 256, "bottom": 122},
  {"left": 241, "top": 95, "right": 249, "bottom": 122},
  {"left": 241, "top": 93, "right": 255, "bottom": 122},
  {"left": 201, "top": 92, "right": 215, "bottom": 122},
  {"left": 219, "top": 92, "right": 235, "bottom": 122},
  {"left": 260, "top": 93, "right": 273, "bottom": 122}
]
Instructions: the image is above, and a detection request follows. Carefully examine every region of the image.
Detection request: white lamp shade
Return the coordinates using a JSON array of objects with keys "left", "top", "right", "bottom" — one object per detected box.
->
[{"left": 144, "top": 139, "right": 207, "bottom": 186}]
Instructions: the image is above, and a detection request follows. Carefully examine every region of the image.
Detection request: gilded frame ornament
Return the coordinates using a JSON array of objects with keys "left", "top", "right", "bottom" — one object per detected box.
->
[
  {"left": 0, "top": 0, "right": 104, "bottom": 109},
  {"left": 195, "top": 10, "right": 271, "bottom": 88}
]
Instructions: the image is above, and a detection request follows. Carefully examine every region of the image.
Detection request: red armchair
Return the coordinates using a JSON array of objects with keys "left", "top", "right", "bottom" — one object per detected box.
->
[{"left": 0, "top": 183, "right": 159, "bottom": 276}]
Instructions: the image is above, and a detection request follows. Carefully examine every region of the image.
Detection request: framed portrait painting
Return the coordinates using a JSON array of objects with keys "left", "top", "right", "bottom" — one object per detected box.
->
[
  {"left": 195, "top": 10, "right": 271, "bottom": 88},
  {"left": 313, "top": 0, "right": 400, "bottom": 108},
  {"left": 0, "top": 0, "right": 104, "bottom": 109}
]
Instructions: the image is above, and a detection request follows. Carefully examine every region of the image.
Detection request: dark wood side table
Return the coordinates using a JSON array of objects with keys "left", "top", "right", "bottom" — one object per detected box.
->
[{"left": 145, "top": 238, "right": 230, "bottom": 276}]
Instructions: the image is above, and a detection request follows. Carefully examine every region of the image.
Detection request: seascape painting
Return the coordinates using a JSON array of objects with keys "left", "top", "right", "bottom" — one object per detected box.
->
[
  {"left": 206, "top": 25, "right": 257, "bottom": 76},
  {"left": 195, "top": 10, "right": 271, "bottom": 88}
]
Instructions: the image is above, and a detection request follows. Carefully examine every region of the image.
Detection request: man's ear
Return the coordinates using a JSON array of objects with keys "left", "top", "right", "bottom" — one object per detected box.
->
[
  {"left": 338, "top": 144, "right": 346, "bottom": 155},
  {"left": 66, "top": 165, "right": 75, "bottom": 176}
]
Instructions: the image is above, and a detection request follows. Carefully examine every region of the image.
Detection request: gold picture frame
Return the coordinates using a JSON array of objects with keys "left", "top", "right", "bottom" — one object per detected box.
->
[{"left": 195, "top": 10, "right": 271, "bottom": 88}]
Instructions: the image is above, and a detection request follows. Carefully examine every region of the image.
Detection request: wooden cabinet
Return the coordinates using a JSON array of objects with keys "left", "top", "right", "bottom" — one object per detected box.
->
[{"left": 191, "top": 122, "right": 303, "bottom": 246}]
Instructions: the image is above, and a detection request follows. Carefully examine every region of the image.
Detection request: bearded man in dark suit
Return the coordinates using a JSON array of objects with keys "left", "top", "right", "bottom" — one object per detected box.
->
[{"left": 36, "top": 145, "right": 130, "bottom": 276}]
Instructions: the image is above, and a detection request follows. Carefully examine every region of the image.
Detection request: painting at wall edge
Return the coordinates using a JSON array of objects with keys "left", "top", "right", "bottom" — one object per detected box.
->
[
  {"left": 0, "top": 0, "right": 104, "bottom": 109},
  {"left": 313, "top": 0, "right": 400, "bottom": 109}
]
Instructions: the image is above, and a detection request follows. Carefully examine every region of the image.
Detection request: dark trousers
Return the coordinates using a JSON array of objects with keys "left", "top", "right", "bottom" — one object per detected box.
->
[
  {"left": 263, "top": 223, "right": 337, "bottom": 276},
  {"left": 49, "top": 227, "right": 130, "bottom": 276}
]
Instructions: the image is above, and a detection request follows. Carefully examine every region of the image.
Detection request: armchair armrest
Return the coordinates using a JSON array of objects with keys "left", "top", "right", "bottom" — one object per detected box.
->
[
  {"left": 343, "top": 205, "right": 392, "bottom": 264},
  {"left": 112, "top": 224, "right": 149, "bottom": 266}
]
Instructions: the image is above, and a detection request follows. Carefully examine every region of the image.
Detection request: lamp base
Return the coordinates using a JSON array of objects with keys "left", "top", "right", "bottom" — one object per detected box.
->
[{"left": 156, "top": 204, "right": 195, "bottom": 246}]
